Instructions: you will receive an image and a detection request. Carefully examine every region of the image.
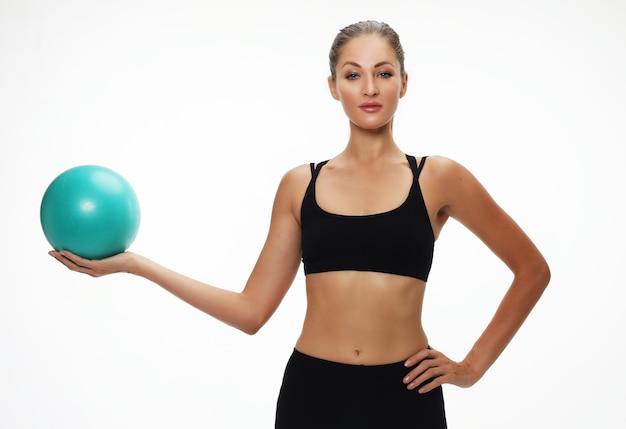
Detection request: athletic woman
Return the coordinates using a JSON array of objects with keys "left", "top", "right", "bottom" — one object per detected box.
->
[{"left": 50, "top": 21, "right": 550, "bottom": 428}]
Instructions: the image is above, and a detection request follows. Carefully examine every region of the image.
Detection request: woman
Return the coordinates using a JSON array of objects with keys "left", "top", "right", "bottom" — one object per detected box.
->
[{"left": 50, "top": 21, "right": 550, "bottom": 428}]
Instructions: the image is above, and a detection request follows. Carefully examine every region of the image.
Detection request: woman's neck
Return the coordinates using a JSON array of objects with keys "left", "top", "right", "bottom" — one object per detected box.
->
[{"left": 341, "top": 121, "right": 404, "bottom": 162}]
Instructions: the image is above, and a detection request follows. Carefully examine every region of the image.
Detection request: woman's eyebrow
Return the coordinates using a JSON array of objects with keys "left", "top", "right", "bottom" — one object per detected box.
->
[{"left": 341, "top": 61, "right": 395, "bottom": 69}]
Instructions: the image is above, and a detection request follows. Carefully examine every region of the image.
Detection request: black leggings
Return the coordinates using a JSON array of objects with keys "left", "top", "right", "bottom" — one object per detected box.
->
[{"left": 275, "top": 349, "right": 447, "bottom": 428}]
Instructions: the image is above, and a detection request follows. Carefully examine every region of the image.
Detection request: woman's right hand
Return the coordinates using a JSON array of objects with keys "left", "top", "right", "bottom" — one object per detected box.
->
[{"left": 49, "top": 250, "right": 137, "bottom": 278}]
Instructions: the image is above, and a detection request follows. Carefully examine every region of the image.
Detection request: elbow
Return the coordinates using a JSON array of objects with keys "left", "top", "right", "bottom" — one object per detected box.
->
[
  {"left": 528, "top": 256, "right": 551, "bottom": 295},
  {"left": 543, "top": 262, "right": 551, "bottom": 287},
  {"left": 541, "top": 262, "right": 551, "bottom": 292},
  {"left": 229, "top": 318, "right": 261, "bottom": 335},
  {"left": 241, "top": 323, "right": 263, "bottom": 336},
  {"left": 238, "top": 311, "right": 270, "bottom": 336},
  {"left": 537, "top": 256, "right": 551, "bottom": 290},
  {"left": 235, "top": 292, "right": 277, "bottom": 335},
  {"left": 514, "top": 255, "right": 550, "bottom": 297}
]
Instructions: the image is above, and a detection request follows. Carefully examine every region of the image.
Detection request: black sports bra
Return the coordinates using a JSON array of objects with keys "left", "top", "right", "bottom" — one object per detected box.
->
[{"left": 300, "top": 155, "right": 435, "bottom": 281}]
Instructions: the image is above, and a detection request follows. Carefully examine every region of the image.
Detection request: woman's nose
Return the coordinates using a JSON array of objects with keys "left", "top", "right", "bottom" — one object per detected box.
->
[{"left": 362, "top": 77, "right": 379, "bottom": 96}]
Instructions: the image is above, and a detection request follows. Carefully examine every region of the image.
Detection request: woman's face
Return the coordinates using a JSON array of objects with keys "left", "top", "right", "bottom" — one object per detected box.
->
[{"left": 329, "top": 34, "right": 408, "bottom": 131}]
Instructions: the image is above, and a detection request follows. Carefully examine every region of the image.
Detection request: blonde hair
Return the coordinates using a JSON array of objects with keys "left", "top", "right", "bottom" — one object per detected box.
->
[{"left": 329, "top": 20, "right": 406, "bottom": 82}]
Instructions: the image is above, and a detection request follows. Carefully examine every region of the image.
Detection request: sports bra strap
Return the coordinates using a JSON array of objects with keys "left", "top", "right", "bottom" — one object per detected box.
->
[
  {"left": 416, "top": 156, "right": 428, "bottom": 176},
  {"left": 310, "top": 160, "right": 329, "bottom": 179},
  {"left": 407, "top": 155, "right": 428, "bottom": 180}
]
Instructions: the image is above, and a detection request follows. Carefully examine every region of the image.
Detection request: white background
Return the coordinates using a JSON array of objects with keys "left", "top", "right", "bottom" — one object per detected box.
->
[{"left": 1, "top": 0, "right": 625, "bottom": 427}]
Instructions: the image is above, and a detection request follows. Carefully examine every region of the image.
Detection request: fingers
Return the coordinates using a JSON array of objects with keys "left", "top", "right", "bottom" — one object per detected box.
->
[
  {"left": 49, "top": 250, "right": 135, "bottom": 278},
  {"left": 49, "top": 250, "right": 91, "bottom": 275},
  {"left": 403, "top": 348, "right": 456, "bottom": 393},
  {"left": 48, "top": 250, "right": 103, "bottom": 277},
  {"left": 404, "top": 347, "right": 436, "bottom": 368},
  {"left": 403, "top": 348, "right": 477, "bottom": 393}
]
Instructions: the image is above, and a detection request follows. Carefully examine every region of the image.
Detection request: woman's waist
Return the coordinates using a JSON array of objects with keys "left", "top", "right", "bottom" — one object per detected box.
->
[{"left": 295, "top": 318, "right": 428, "bottom": 365}]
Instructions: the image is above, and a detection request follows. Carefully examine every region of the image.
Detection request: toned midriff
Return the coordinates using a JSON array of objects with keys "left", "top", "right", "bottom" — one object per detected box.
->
[{"left": 295, "top": 270, "right": 429, "bottom": 365}]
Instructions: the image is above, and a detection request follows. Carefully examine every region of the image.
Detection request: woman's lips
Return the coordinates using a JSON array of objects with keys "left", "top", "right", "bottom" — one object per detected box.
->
[{"left": 359, "top": 101, "right": 382, "bottom": 113}]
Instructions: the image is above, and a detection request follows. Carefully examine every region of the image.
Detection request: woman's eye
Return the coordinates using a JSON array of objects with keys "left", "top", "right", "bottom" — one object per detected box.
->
[
  {"left": 346, "top": 73, "right": 359, "bottom": 80},
  {"left": 379, "top": 72, "right": 392, "bottom": 78}
]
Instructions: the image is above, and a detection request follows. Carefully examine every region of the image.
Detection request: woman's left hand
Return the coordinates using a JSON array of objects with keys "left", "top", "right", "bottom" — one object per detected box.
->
[{"left": 403, "top": 347, "right": 478, "bottom": 393}]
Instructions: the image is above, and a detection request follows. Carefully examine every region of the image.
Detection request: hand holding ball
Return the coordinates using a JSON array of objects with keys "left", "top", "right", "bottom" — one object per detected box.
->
[{"left": 41, "top": 165, "right": 141, "bottom": 260}]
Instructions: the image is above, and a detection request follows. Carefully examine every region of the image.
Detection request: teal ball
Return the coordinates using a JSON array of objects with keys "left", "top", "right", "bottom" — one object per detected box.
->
[{"left": 40, "top": 165, "right": 141, "bottom": 259}]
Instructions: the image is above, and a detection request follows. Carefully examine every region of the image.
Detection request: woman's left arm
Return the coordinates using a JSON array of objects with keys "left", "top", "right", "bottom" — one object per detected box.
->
[{"left": 404, "top": 157, "right": 551, "bottom": 392}]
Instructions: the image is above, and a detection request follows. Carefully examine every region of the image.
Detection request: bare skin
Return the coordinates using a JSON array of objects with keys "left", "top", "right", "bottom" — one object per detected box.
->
[{"left": 49, "top": 33, "right": 550, "bottom": 395}]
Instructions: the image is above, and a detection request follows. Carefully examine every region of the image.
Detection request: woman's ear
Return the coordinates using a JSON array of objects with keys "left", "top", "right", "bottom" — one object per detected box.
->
[
  {"left": 400, "top": 72, "right": 408, "bottom": 98},
  {"left": 328, "top": 76, "right": 340, "bottom": 100}
]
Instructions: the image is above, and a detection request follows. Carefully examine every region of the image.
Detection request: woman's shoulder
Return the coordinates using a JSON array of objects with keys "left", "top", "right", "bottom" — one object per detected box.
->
[
  {"left": 419, "top": 155, "right": 482, "bottom": 192},
  {"left": 273, "top": 163, "right": 314, "bottom": 199},
  {"left": 423, "top": 154, "right": 459, "bottom": 167},
  {"left": 422, "top": 155, "right": 467, "bottom": 176},
  {"left": 281, "top": 163, "right": 313, "bottom": 184}
]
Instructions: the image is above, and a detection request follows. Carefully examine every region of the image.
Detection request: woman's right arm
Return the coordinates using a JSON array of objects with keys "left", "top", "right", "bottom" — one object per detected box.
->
[{"left": 49, "top": 166, "right": 309, "bottom": 335}]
